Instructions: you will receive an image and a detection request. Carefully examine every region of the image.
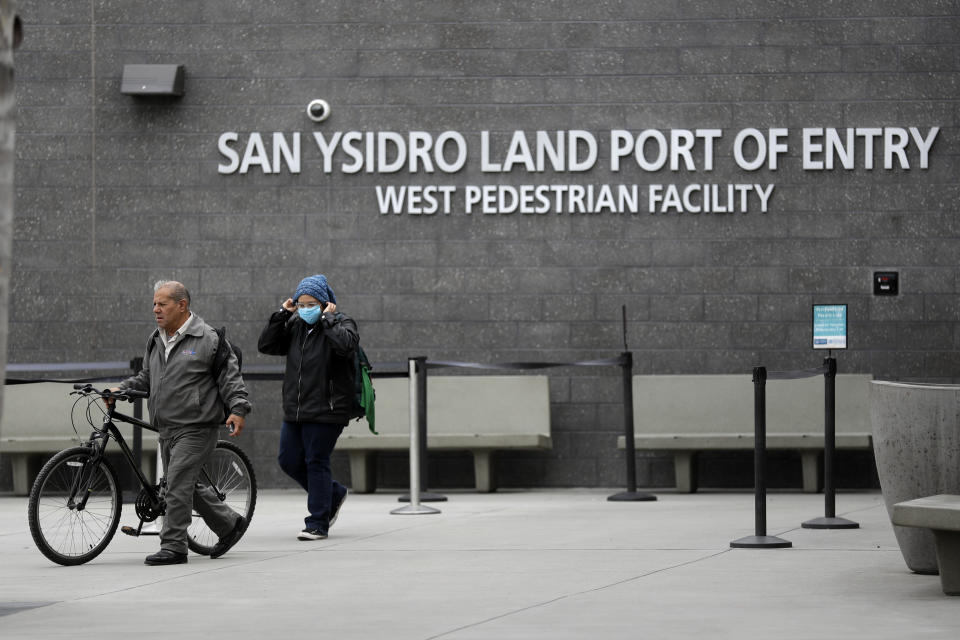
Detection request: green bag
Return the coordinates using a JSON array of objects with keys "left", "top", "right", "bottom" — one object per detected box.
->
[{"left": 351, "top": 344, "right": 376, "bottom": 434}]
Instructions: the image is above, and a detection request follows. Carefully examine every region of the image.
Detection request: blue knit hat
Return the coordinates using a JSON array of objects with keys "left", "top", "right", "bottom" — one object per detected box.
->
[{"left": 294, "top": 274, "right": 337, "bottom": 305}]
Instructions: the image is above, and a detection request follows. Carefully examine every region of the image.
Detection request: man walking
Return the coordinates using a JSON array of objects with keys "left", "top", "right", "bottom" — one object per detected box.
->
[{"left": 118, "top": 280, "right": 252, "bottom": 565}]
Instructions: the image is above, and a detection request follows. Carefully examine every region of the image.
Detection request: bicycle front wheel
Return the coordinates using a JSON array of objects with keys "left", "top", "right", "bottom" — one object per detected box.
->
[
  {"left": 28, "top": 446, "right": 122, "bottom": 566},
  {"left": 187, "top": 440, "right": 257, "bottom": 555}
]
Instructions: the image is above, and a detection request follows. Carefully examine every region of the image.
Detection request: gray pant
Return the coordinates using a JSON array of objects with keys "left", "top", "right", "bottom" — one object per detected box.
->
[{"left": 159, "top": 426, "right": 237, "bottom": 554}]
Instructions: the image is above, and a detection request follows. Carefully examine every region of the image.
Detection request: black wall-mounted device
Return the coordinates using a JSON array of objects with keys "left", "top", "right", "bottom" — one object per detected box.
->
[{"left": 873, "top": 272, "right": 899, "bottom": 296}]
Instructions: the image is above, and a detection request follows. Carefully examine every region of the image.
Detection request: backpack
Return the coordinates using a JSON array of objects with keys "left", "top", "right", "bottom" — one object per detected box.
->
[
  {"left": 350, "top": 344, "right": 376, "bottom": 434},
  {"left": 146, "top": 325, "right": 242, "bottom": 419},
  {"left": 210, "top": 326, "right": 242, "bottom": 379}
]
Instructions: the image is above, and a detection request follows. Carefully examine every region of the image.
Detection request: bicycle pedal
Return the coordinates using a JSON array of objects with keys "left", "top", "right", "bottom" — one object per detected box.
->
[{"left": 120, "top": 525, "right": 140, "bottom": 537}]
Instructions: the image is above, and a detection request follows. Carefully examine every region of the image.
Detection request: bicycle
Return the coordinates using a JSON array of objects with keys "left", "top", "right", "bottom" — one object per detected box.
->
[{"left": 27, "top": 383, "right": 257, "bottom": 566}]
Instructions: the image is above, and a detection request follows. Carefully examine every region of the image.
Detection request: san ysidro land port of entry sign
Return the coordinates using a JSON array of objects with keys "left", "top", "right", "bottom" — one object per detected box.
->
[
  {"left": 216, "top": 127, "right": 941, "bottom": 216},
  {"left": 813, "top": 304, "right": 847, "bottom": 350}
]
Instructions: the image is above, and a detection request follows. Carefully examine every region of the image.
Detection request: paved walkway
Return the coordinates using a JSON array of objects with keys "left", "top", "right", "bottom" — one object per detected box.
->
[{"left": 1, "top": 489, "right": 958, "bottom": 639}]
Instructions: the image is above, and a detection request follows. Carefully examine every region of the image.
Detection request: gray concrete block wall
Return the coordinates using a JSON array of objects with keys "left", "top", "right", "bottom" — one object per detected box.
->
[{"left": 4, "top": 1, "right": 959, "bottom": 491}]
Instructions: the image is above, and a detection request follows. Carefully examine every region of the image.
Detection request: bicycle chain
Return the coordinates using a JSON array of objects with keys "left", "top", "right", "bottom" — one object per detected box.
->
[{"left": 134, "top": 486, "right": 164, "bottom": 522}]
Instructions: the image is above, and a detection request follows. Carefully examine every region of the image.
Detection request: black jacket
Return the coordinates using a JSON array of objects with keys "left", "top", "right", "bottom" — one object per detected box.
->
[{"left": 257, "top": 309, "right": 359, "bottom": 424}]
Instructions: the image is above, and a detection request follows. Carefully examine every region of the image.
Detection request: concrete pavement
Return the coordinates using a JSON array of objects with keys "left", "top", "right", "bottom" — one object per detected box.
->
[{"left": 1, "top": 489, "right": 958, "bottom": 639}]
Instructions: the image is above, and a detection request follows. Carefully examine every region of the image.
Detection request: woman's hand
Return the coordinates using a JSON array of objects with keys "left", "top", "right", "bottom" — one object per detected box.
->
[{"left": 282, "top": 298, "right": 296, "bottom": 313}]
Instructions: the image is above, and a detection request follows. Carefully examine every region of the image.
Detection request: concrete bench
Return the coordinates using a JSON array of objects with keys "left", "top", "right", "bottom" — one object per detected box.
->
[
  {"left": 338, "top": 375, "right": 551, "bottom": 493},
  {"left": 617, "top": 374, "right": 873, "bottom": 493},
  {"left": 1, "top": 382, "right": 158, "bottom": 495},
  {"left": 892, "top": 495, "right": 960, "bottom": 595}
]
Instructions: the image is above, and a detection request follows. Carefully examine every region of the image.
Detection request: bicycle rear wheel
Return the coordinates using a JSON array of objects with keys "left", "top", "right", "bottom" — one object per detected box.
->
[
  {"left": 186, "top": 440, "right": 257, "bottom": 555},
  {"left": 28, "top": 446, "right": 122, "bottom": 566}
]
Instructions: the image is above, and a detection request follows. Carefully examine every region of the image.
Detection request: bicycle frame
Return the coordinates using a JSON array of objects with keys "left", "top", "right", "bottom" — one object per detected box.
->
[
  {"left": 72, "top": 403, "right": 162, "bottom": 512},
  {"left": 69, "top": 386, "right": 232, "bottom": 520}
]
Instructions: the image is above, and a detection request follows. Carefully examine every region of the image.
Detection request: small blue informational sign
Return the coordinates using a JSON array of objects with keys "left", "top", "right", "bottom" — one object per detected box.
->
[{"left": 812, "top": 304, "right": 847, "bottom": 350}]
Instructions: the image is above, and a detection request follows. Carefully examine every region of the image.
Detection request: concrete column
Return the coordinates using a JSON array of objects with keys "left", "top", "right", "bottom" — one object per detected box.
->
[{"left": 0, "top": 1, "right": 19, "bottom": 439}]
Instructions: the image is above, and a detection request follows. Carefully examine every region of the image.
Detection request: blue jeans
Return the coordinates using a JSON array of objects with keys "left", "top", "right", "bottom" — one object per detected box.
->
[{"left": 278, "top": 421, "right": 347, "bottom": 532}]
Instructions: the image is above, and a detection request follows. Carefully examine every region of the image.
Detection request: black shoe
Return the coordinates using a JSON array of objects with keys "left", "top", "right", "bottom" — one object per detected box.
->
[
  {"left": 144, "top": 549, "right": 188, "bottom": 566},
  {"left": 210, "top": 516, "right": 247, "bottom": 559},
  {"left": 297, "top": 528, "right": 328, "bottom": 541},
  {"left": 330, "top": 488, "right": 348, "bottom": 527}
]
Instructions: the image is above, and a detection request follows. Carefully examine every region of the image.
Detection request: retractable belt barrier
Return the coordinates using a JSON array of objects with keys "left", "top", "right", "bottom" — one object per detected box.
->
[
  {"left": 242, "top": 363, "right": 410, "bottom": 380},
  {"left": 423, "top": 354, "right": 655, "bottom": 503},
  {"left": 427, "top": 356, "right": 626, "bottom": 370},
  {"left": 6, "top": 352, "right": 655, "bottom": 505},
  {"left": 764, "top": 366, "right": 830, "bottom": 380},
  {"left": 5, "top": 360, "right": 133, "bottom": 385},
  {"left": 5, "top": 375, "right": 128, "bottom": 384},
  {"left": 374, "top": 354, "right": 652, "bottom": 510},
  {"left": 731, "top": 357, "right": 858, "bottom": 549}
]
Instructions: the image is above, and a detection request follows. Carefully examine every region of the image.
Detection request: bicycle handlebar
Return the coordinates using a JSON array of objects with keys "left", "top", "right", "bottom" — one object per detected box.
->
[{"left": 72, "top": 383, "right": 148, "bottom": 402}]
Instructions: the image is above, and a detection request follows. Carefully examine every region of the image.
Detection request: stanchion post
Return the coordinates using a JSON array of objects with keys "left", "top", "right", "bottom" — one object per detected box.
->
[
  {"left": 802, "top": 356, "right": 858, "bottom": 529},
  {"left": 129, "top": 356, "right": 144, "bottom": 498},
  {"left": 137, "top": 356, "right": 161, "bottom": 534},
  {"left": 731, "top": 366, "right": 791, "bottom": 548},
  {"left": 757, "top": 366, "right": 768, "bottom": 536},
  {"left": 608, "top": 351, "right": 656, "bottom": 502},
  {"left": 399, "top": 356, "right": 447, "bottom": 503},
  {"left": 134, "top": 350, "right": 161, "bottom": 534},
  {"left": 392, "top": 357, "right": 440, "bottom": 515}
]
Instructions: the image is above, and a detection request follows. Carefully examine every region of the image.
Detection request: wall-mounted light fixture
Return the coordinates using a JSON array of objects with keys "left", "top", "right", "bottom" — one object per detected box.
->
[
  {"left": 121, "top": 64, "right": 185, "bottom": 96},
  {"left": 306, "top": 99, "right": 330, "bottom": 122}
]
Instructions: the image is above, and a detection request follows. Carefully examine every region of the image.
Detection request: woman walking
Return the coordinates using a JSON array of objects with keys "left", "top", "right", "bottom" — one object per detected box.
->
[{"left": 258, "top": 274, "right": 358, "bottom": 540}]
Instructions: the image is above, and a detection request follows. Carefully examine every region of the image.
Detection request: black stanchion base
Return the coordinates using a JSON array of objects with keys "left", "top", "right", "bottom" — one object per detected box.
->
[
  {"left": 801, "top": 516, "right": 859, "bottom": 529},
  {"left": 730, "top": 535, "right": 792, "bottom": 549},
  {"left": 607, "top": 491, "right": 657, "bottom": 502},
  {"left": 398, "top": 492, "right": 448, "bottom": 503}
]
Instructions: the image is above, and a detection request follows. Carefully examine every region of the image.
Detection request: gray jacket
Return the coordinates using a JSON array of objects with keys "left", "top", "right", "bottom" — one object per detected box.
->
[{"left": 121, "top": 314, "right": 251, "bottom": 429}]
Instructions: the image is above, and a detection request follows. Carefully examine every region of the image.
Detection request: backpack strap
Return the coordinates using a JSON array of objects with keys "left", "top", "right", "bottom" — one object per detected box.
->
[
  {"left": 145, "top": 330, "right": 159, "bottom": 359},
  {"left": 211, "top": 326, "right": 230, "bottom": 378}
]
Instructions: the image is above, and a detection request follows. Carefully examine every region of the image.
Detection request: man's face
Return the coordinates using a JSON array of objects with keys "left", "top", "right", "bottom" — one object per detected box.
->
[{"left": 153, "top": 288, "right": 188, "bottom": 334}]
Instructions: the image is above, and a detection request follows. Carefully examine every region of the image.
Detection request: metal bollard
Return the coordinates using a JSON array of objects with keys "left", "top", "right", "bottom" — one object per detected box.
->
[{"left": 391, "top": 357, "right": 440, "bottom": 515}]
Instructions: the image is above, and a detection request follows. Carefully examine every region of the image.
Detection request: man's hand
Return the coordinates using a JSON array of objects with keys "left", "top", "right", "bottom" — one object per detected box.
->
[
  {"left": 226, "top": 414, "right": 245, "bottom": 437},
  {"left": 323, "top": 301, "right": 336, "bottom": 314},
  {"left": 104, "top": 386, "right": 121, "bottom": 407}
]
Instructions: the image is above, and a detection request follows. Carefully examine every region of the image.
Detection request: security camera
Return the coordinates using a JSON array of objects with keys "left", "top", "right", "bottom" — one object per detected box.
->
[{"left": 307, "top": 99, "right": 330, "bottom": 123}]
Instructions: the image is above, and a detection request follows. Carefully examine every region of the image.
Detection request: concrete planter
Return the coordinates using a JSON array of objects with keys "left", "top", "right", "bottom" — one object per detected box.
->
[{"left": 870, "top": 380, "right": 960, "bottom": 574}]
